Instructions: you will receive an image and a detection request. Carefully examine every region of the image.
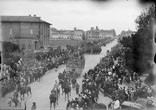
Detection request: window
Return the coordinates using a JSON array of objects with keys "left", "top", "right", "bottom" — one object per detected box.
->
[
  {"left": 30, "top": 28, "right": 33, "bottom": 34},
  {"left": 9, "top": 27, "right": 13, "bottom": 35}
]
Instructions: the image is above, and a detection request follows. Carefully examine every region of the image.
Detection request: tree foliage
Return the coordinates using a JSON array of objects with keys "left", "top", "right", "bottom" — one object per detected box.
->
[
  {"left": 2, "top": 42, "right": 21, "bottom": 66},
  {"left": 120, "top": 5, "right": 155, "bottom": 74},
  {"left": 2, "top": 42, "right": 20, "bottom": 53}
]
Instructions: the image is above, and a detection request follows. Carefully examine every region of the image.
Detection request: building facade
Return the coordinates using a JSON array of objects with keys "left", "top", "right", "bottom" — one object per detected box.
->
[
  {"left": 86, "top": 26, "right": 100, "bottom": 40},
  {"left": 99, "top": 29, "right": 116, "bottom": 39},
  {"left": 1, "top": 15, "right": 51, "bottom": 50},
  {"left": 86, "top": 26, "right": 116, "bottom": 40},
  {"left": 73, "top": 27, "right": 84, "bottom": 40},
  {"left": 119, "top": 30, "right": 135, "bottom": 38},
  {"left": 50, "top": 27, "right": 84, "bottom": 40},
  {"left": 50, "top": 29, "right": 73, "bottom": 40}
]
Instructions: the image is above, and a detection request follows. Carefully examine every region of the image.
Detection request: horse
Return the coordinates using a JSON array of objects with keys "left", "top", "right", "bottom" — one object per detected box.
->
[
  {"left": 49, "top": 93, "right": 57, "bottom": 110},
  {"left": 51, "top": 87, "right": 60, "bottom": 105},
  {"left": 63, "top": 84, "right": 71, "bottom": 101},
  {"left": 19, "top": 86, "right": 32, "bottom": 100}
]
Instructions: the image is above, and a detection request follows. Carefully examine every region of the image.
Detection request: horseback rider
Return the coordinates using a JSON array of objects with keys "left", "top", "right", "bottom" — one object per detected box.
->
[
  {"left": 54, "top": 80, "right": 59, "bottom": 89},
  {"left": 13, "top": 90, "right": 18, "bottom": 99},
  {"left": 49, "top": 91, "right": 57, "bottom": 109},
  {"left": 75, "top": 82, "right": 80, "bottom": 95}
]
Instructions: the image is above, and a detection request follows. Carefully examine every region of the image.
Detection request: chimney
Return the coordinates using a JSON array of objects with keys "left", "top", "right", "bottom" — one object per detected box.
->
[
  {"left": 74, "top": 27, "right": 76, "bottom": 31},
  {"left": 34, "top": 14, "right": 36, "bottom": 17},
  {"left": 29, "top": 14, "right": 31, "bottom": 16}
]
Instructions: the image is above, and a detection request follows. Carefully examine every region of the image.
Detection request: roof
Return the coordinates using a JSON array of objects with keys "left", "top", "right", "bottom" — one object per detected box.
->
[{"left": 1, "top": 16, "right": 51, "bottom": 25}]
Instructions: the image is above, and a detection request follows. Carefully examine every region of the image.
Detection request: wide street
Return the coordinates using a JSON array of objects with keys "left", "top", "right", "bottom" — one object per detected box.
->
[{"left": 0, "top": 40, "right": 117, "bottom": 110}]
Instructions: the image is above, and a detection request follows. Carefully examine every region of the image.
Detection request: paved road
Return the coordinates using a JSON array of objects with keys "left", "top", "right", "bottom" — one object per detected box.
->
[{"left": 0, "top": 40, "right": 118, "bottom": 110}]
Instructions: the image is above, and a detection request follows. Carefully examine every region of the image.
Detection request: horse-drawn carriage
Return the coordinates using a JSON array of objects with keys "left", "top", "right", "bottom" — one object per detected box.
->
[{"left": 66, "top": 54, "right": 85, "bottom": 79}]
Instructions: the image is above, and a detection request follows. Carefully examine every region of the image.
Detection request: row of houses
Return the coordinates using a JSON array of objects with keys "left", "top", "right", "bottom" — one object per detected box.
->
[
  {"left": 86, "top": 26, "right": 116, "bottom": 40},
  {"left": 50, "top": 27, "right": 84, "bottom": 40},
  {"left": 50, "top": 26, "right": 116, "bottom": 40},
  {"left": 0, "top": 15, "right": 117, "bottom": 52}
]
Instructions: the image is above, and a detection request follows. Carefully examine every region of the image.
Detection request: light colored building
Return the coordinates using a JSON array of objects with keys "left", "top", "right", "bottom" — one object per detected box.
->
[
  {"left": 99, "top": 29, "right": 116, "bottom": 39},
  {"left": 51, "top": 27, "right": 85, "bottom": 40},
  {"left": 86, "top": 26, "right": 100, "bottom": 40},
  {"left": 1, "top": 15, "right": 51, "bottom": 50},
  {"left": 73, "top": 27, "right": 84, "bottom": 40},
  {"left": 86, "top": 26, "right": 116, "bottom": 40},
  {"left": 50, "top": 29, "right": 73, "bottom": 40}
]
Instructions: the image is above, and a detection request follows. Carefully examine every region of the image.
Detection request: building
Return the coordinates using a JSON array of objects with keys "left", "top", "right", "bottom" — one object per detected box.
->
[
  {"left": 73, "top": 27, "right": 84, "bottom": 40},
  {"left": 50, "top": 28, "right": 84, "bottom": 48},
  {"left": 99, "top": 29, "right": 116, "bottom": 39},
  {"left": 86, "top": 26, "right": 100, "bottom": 40},
  {"left": 50, "top": 28, "right": 73, "bottom": 40},
  {"left": 50, "top": 27, "right": 84, "bottom": 40},
  {"left": 1, "top": 15, "right": 51, "bottom": 50},
  {"left": 86, "top": 26, "right": 116, "bottom": 40},
  {"left": 119, "top": 30, "right": 135, "bottom": 38}
]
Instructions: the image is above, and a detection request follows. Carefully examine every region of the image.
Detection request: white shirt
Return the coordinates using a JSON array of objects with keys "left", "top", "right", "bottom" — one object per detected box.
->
[{"left": 114, "top": 100, "right": 120, "bottom": 110}]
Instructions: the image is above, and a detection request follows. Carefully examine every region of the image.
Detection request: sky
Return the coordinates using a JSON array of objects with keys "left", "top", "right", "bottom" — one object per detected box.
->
[{"left": 0, "top": 0, "right": 152, "bottom": 35}]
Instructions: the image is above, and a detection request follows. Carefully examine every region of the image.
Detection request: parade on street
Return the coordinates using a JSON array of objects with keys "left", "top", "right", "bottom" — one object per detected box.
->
[
  {"left": 0, "top": 0, "right": 155, "bottom": 110},
  {"left": 0, "top": 39, "right": 117, "bottom": 110}
]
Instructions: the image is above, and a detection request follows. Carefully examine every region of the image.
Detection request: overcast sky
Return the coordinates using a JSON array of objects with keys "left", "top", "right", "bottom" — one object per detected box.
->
[{"left": 0, "top": 0, "right": 152, "bottom": 35}]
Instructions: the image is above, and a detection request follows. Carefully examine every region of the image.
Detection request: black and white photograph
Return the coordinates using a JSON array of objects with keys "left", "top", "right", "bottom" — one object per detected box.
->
[{"left": 0, "top": 0, "right": 155, "bottom": 110}]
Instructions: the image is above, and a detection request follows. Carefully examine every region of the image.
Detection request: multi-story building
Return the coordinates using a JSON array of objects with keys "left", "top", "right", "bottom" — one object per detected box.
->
[
  {"left": 99, "top": 29, "right": 116, "bottom": 39},
  {"left": 86, "top": 26, "right": 116, "bottom": 40},
  {"left": 50, "top": 28, "right": 73, "bottom": 40},
  {"left": 73, "top": 27, "right": 84, "bottom": 40},
  {"left": 1, "top": 15, "right": 51, "bottom": 50},
  {"left": 50, "top": 27, "right": 84, "bottom": 40},
  {"left": 86, "top": 26, "right": 100, "bottom": 40}
]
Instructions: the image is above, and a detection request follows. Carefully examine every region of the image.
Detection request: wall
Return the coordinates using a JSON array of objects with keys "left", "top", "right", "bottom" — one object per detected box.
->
[
  {"left": 1, "top": 22, "right": 20, "bottom": 42},
  {"left": 40, "top": 23, "right": 50, "bottom": 47},
  {"left": 1, "top": 21, "right": 50, "bottom": 49},
  {"left": 50, "top": 39, "right": 83, "bottom": 47}
]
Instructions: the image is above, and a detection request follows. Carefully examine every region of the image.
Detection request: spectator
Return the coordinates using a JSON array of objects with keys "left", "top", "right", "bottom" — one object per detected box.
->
[
  {"left": 76, "top": 82, "right": 80, "bottom": 95},
  {"left": 31, "top": 102, "right": 36, "bottom": 110}
]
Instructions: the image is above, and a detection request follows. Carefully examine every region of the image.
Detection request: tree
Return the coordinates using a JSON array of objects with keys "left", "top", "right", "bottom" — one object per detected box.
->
[
  {"left": 2, "top": 42, "right": 20, "bottom": 53},
  {"left": 120, "top": 5, "right": 155, "bottom": 74}
]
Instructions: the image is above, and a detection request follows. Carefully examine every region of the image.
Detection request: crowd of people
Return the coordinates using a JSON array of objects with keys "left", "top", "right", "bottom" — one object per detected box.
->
[
  {"left": 1, "top": 38, "right": 155, "bottom": 109},
  {"left": 1, "top": 48, "right": 69, "bottom": 97},
  {"left": 1, "top": 39, "right": 110, "bottom": 100},
  {"left": 65, "top": 44, "right": 155, "bottom": 110}
]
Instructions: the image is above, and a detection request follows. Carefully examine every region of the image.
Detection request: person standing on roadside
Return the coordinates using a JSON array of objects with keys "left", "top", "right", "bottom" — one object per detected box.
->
[
  {"left": 31, "top": 102, "right": 36, "bottom": 110},
  {"left": 75, "top": 82, "right": 80, "bottom": 95}
]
